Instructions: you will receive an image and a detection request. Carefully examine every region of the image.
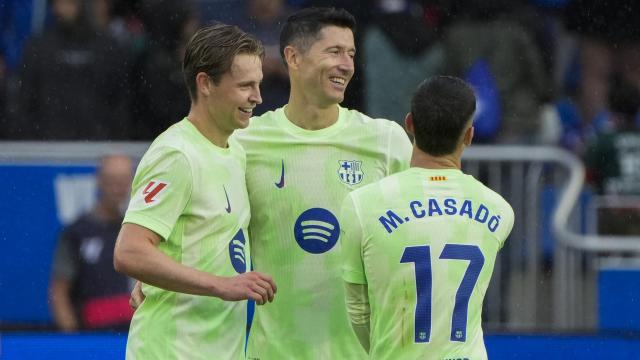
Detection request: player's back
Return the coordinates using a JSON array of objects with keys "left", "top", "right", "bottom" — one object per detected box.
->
[{"left": 344, "top": 167, "right": 514, "bottom": 359}]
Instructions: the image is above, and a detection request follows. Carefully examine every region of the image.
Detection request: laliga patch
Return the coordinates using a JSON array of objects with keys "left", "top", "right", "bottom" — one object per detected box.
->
[{"left": 141, "top": 180, "right": 169, "bottom": 205}]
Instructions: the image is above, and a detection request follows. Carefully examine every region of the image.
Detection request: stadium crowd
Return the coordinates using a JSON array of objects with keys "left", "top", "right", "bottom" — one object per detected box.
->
[{"left": 2, "top": 0, "right": 640, "bottom": 188}]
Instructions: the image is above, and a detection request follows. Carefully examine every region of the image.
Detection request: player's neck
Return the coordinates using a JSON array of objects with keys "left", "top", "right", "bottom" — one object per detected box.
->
[
  {"left": 410, "top": 146, "right": 461, "bottom": 170},
  {"left": 187, "top": 107, "right": 230, "bottom": 148},
  {"left": 284, "top": 95, "right": 339, "bottom": 130}
]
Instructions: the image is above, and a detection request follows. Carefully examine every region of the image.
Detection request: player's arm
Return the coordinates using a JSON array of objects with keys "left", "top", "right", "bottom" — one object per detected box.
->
[
  {"left": 115, "top": 149, "right": 275, "bottom": 304},
  {"left": 344, "top": 282, "right": 370, "bottom": 352},
  {"left": 339, "top": 193, "right": 370, "bottom": 352},
  {"left": 114, "top": 223, "right": 276, "bottom": 304}
]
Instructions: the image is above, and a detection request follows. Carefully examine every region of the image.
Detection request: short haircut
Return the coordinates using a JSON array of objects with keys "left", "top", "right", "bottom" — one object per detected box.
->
[
  {"left": 279, "top": 7, "right": 356, "bottom": 63},
  {"left": 183, "top": 23, "right": 264, "bottom": 101},
  {"left": 411, "top": 76, "right": 476, "bottom": 156}
]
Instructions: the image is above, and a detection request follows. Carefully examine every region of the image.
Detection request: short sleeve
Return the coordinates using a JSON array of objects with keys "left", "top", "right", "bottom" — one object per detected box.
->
[
  {"left": 124, "top": 148, "right": 193, "bottom": 240},
  {"left": 386, "top": 121, "right": 412, "bottom": 176},
  {"left": 497, "top": 202, "right": 515, "bottom": 250},
  {"left": 339, "top": 193, "right": 367, "bottom": 285}
]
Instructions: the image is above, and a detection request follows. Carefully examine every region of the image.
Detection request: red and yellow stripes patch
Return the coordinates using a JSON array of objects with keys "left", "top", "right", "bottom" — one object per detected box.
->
[{"left": 429, "top": 176, "right": 447, "bottom": 181}]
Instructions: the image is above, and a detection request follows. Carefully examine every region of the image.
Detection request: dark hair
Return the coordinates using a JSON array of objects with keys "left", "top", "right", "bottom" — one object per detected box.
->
[
  {"left": 183, "top": 23, "right": 264, "bottom": 101},
  {"left": 279, "top": 7, "right": 356, "bottom": 63},
  {"left": 411, "top": 76, "right": 476, "bottom": 156}
]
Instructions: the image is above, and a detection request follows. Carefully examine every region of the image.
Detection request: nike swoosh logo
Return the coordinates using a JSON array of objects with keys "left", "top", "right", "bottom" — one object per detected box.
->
[
  {"left": 275, "top": 159, "right": 285, "bottom": 188},
  {"left": 223, "top": 185, "right": 231, "bottom": 213}
]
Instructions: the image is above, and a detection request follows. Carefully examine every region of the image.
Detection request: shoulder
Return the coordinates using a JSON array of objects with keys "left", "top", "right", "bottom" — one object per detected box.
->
[
  {"left": 235, "top": 108, "right": 282, "bottom": 138},
  {"left": 466, "top": 174, "right": 514, "bottom": 218},
  {"left": 342, "top": 108, "right": 410, "bottom": 146},
  {"left": 342, "top": 107, "right": 401, "bottom": 130},
  {"left": 137, "top": 129, "right": 193, "bottom": 180},
  {"left": 351, "top": 169, "right": 406, "bottom": 201},
  {"left": 144, "top": 122, "right": 193, "bottom": 159}
]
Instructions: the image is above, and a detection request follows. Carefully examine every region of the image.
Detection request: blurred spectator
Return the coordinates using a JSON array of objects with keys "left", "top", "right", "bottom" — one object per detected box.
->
[
  {"left": 584, "top": 75, "right": 640, "bottom": 235},
  {"left": 49, "top": 154, "right": 134, "bottom": 332},
  {"left": 91, "top": 0, "right": 145, "bottom": 52},
  {"left": 364, "top": 0, "right": 443, "bottom": 124},
  {"left": 0, "top": 0, "right": 48, "bottom": 72},
  {"left": 236, "top": 0, "right": 291, "bottom": 115},
  {"left": 439, "top": 0, "right": 550, "bottom": 143},
  {"left": 565, "top": 0, "right": 640, "bottom": 127},
  {"left": 0, "top": 52, "right": 6, "bottom": 137},
  {"left": 130, "top": 0, "right": 197, "bottom": 140},
  {"left": 585, "top": 75, "right": 640, "bottom": 195},
  {"left": 15, "top": 0, "right": 131, "bottom": 140}
]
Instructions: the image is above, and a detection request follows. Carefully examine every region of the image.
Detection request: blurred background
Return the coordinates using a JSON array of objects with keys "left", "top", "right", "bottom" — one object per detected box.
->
[{"left": 2, "top": 0, "right": 640, "bottom": 358}]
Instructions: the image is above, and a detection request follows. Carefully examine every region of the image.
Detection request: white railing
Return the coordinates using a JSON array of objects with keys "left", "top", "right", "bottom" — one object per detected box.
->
[{"left": 2, "top": 142, "right": 637, "bottom": 331}]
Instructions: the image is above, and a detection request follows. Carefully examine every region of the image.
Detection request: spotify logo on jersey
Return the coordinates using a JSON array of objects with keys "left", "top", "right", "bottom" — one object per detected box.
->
[
  {"left": 229, "top": 229, "right": 247, "bottom": 273},
  {"left": 294, "top": 208, "right": 340, "bottom": 254}
]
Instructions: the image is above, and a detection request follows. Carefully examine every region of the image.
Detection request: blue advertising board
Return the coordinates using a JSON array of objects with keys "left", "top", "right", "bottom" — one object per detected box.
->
[{"left": 0, "top": 164, "right": 98, "bottom": 324}]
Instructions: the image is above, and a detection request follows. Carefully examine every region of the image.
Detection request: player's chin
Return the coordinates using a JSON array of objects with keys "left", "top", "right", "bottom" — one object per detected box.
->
[
  {"left": 326, "top": 89, "right": 346, "bottom": 104},
  {"left": 235, "top": 111, "right": 252, "bottom": 128}
]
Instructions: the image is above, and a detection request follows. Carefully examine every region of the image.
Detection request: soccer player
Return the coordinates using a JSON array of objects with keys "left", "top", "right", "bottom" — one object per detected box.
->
[
  {"left": 234, "top": 7, "right": 413, "bottom": 359},
  {"left": 339, "top": 76, "right": 515, "bottom": 359},
  {"left": 113, "top": 24, "right": 276, "bottom": 359}
]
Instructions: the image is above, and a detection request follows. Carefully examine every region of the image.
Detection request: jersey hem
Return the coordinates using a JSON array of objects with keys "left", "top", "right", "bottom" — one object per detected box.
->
[{"left": 123, "top": 212, "right": 173, "bottom": 241}]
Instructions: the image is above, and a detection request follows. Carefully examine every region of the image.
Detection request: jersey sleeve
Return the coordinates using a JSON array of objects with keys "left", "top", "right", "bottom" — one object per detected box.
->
[
  {"left": 497, "top": 201, "right": 515, "bottom": 250},
  {"left": 340, "top": 193, "right": 367, "bottom": 285},
  {"left": 124, "top": 148, "right": 193, "bottom": 240},
  {"left": 386, "top": 121, "right": 412, "bottom": 176}
]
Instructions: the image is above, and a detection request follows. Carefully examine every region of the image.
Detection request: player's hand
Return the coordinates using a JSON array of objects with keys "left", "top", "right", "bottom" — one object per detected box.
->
[
  {"left": 129, "top": 281, "right": 146, "bottom": 310},
  {"left": 216, "top": 271, "right": 277, "bottom": 305}
]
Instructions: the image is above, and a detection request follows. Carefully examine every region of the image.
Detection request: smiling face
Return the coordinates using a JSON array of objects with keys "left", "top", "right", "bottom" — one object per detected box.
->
[
  {"left": 207, "top": 53, "right": 263, "bottom": 133},
  {"left": 294, "top": 25, "right": 355, "bottom": 107}
]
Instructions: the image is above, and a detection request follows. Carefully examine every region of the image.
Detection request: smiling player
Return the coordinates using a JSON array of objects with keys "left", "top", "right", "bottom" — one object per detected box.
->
[
  {"left": 113, "top": 24, "right": 276, "bottom": 359},
  {"left": 234, "top": 7, "right": 413, "bottom": 359}
]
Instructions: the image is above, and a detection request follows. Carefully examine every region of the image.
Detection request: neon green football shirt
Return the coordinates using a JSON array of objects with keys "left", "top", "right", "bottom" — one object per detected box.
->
[
  {"left": 123, "top": 119, "right": 251, "bottom": 360},
  {"left": 234, "top": 106, "right": 412, "bottom": 359},
  {"left": 340, "top": 167, "right": 514, "bottom": 360}
]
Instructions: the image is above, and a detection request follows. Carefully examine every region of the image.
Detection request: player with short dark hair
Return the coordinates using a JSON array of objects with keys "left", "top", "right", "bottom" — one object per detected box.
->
[
  {"left": 340, "top": 75, "right": 514, "bottom": 359},
  {"left": 278, "top": 7, "right": 356, "bottom": 63},
  {"left": 114, "top": 24, "right": 276, "bottom": 359},
  {"left": 234, "top": 7, "right": 412, "bottom": 359}
]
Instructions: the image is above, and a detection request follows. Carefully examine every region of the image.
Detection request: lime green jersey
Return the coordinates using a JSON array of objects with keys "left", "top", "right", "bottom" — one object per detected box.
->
[
  {"left": 234, "top": 106, "right": 412, "bottom": 359},
  {"left": 340, "top": 167, "right": 514, "bottom": 360},
  {"left": 123, "top": 119, "right": 251, "bottom": 360}
]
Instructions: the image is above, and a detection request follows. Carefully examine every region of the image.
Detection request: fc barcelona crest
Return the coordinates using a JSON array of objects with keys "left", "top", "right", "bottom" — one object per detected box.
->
[{"left": 338, "top": 160, "right": 364, "bottom": 185}]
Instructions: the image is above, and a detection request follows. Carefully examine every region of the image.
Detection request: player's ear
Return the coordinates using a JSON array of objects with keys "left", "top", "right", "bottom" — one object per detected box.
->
[
  {"left": 404, "top": 113, "right": 415, "bottom": 136},
  {"left": 283, "top": 45, "right": 298, "bottom": 70},
  {"left": 196, "top": 72, "right": 212, "bottom": 97},
  {"left": 463, "top": 124, "right": 474, "bottom": 147}
]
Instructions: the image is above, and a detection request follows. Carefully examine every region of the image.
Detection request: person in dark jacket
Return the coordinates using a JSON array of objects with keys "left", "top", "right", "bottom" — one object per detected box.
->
[
  {"left": 49, "top": 154, "right": 134, "bottom": 331},
  {"left": 129, "top": 0, "right": 198, "bottom": 140},
  {"left": 17, "top": 0, "right": 131, "bottom": 140}
]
